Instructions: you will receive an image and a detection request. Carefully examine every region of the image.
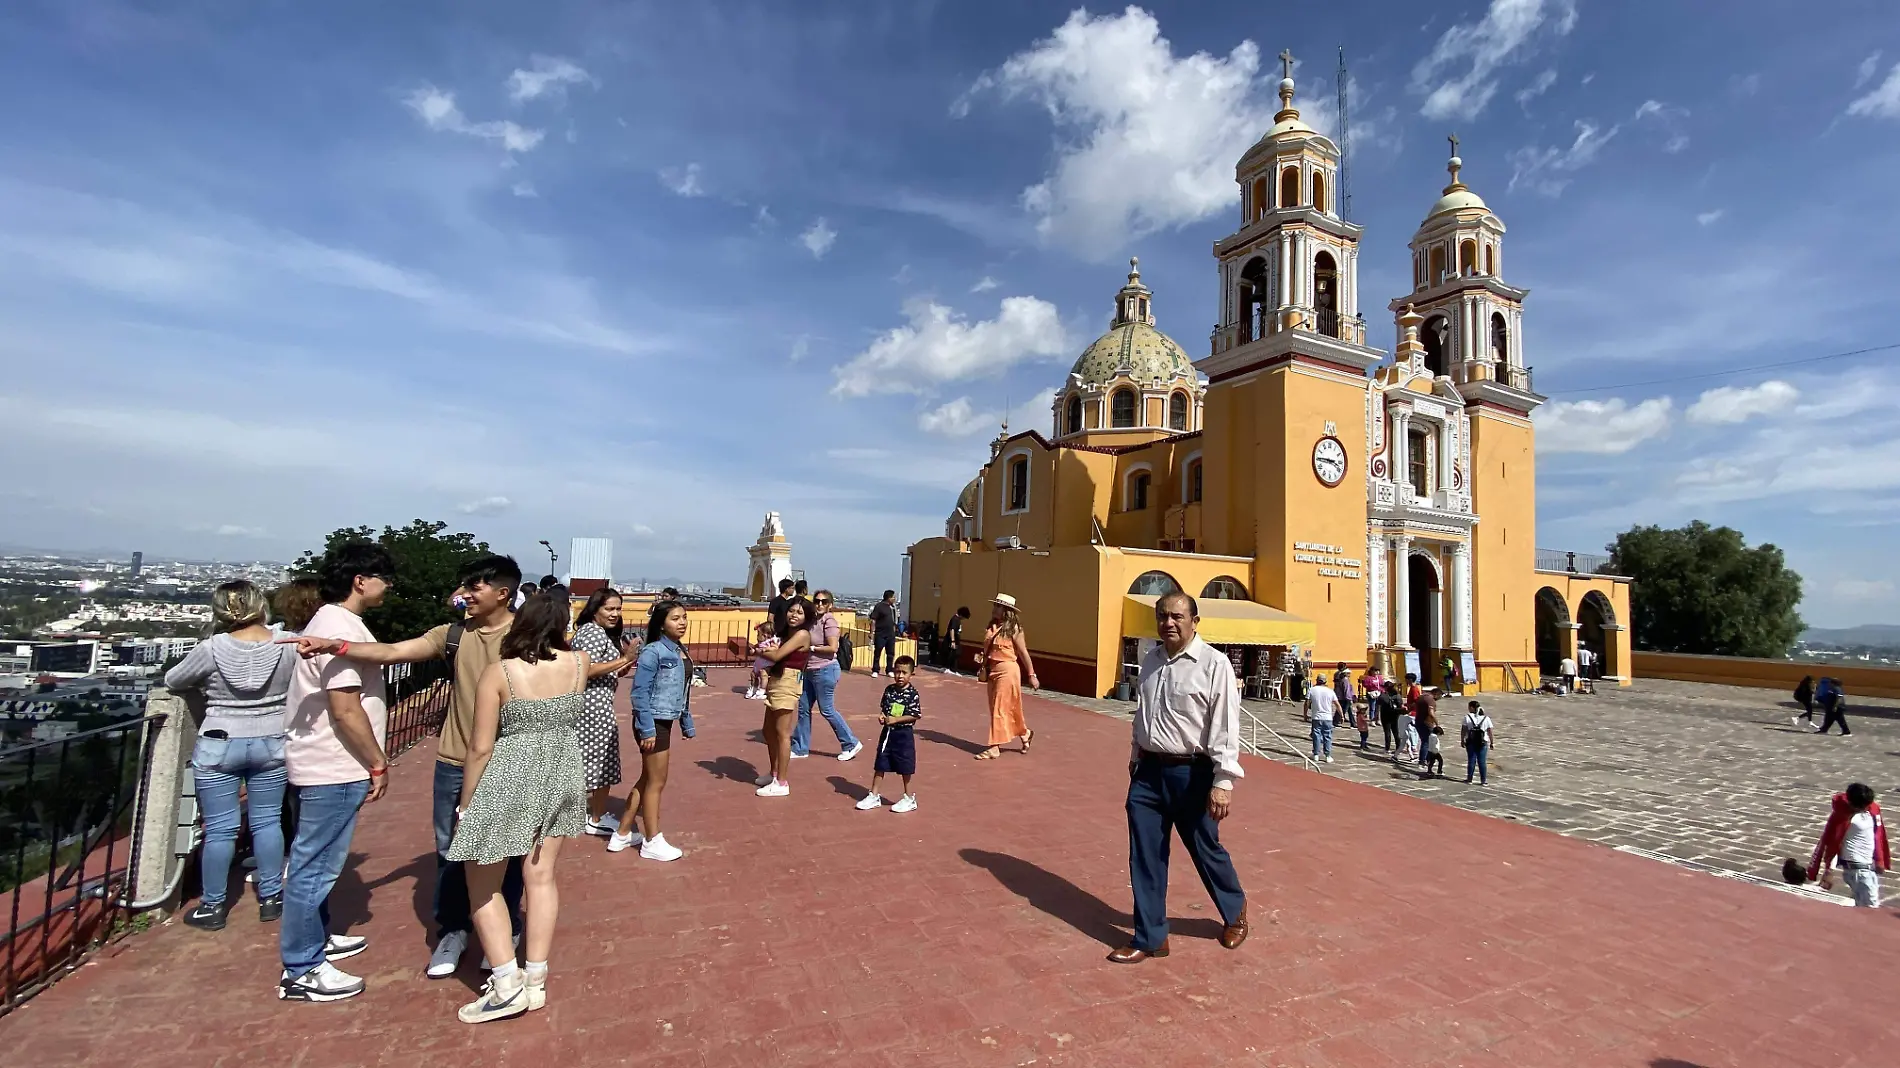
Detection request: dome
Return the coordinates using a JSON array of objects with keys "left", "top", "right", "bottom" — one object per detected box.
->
[
  {"left": 1070, "top": 320, "right": 1195, "bottom": 387},
  {"left": 1423, "top": 150, "right": 1489, "bottom": 221},
  {"left": 954, "top": 477, "right": 980, "bottom": 516}
]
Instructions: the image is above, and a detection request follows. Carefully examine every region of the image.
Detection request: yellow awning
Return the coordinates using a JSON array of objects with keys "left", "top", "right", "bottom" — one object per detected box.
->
[{"left": 1122, "top": 595, "right": 1317, "bottom": 647}]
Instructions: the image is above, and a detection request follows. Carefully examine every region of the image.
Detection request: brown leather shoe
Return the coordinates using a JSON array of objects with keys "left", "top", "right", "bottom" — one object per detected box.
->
[
  {"left": 1219, "top": 906, "right": 1249, "bottom": 950},
  {"left": 1106, "top": 939, "right": 1169, "bottom": 964}
]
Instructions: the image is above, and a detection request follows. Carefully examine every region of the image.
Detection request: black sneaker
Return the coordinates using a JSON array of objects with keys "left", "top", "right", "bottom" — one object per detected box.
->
[
  {"left": 182, "top": 902, "right": 229, "bottom": 931},
  {"left": 258, "top": 895, "right": 283, "bottom": 923}
]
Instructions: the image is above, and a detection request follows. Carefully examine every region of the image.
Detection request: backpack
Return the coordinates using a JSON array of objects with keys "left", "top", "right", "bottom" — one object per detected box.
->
[
  {"left": 444, "top": 622, "right": 465, "bottom": 675},
  {"left": 838, "top": 631, "right": 855, "bottom": 671},
  {"left": 1464, "top": 715, "right": 1488, "bottom": 749}
]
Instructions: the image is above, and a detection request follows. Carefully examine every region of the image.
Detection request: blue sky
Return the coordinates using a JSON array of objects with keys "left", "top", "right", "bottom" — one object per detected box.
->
[{"left": 2, "top": 1, "right": 1898, "bottom": 625}]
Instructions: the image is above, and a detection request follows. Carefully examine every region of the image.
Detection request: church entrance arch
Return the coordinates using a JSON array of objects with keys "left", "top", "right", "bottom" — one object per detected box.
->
[
  {"left": 1534, "top": 587, "right": 1570, "bottom": 676},
  {"left": 1407, "top": 553, "right": 1442, "bottom": 679},
  {"left": 1578, "top": 591, "right": 1616, "bottom": 679}
]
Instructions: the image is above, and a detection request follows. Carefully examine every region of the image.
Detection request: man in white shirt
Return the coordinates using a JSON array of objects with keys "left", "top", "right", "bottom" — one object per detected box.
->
[
  {"left": 1559, "top": 655, "right": 1578, "bottom": 694},
  {"left": 1109, "top": 591, "right": 1248, "bottom": 964},
  {"left": 1306, "top": 678, "right": 1339, "bottom": 765}
]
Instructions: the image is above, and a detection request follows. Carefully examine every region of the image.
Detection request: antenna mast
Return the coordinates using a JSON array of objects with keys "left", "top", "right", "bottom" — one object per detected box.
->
[{"left": 1337, "top": 46, "right": 1352, "bottom": 223}]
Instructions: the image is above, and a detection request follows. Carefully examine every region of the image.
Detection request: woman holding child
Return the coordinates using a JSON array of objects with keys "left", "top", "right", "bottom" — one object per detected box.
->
[{"left": 751, "top": 600, "right": 813, "bottom": 796}]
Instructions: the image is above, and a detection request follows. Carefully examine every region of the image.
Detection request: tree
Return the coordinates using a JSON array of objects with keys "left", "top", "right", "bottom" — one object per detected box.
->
[
  {"left": 1607, "top": 521, "right": 1803, "bottom": 658},
  {"left": 293, "top": 520, "right": 492, "bottom": 640}
]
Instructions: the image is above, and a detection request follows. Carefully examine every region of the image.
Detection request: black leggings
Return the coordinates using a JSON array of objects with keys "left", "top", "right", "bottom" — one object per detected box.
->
[
  {"left": 1819, "top": 698, "right": 1850, "bottom": 735},
  {"left": 1380, "top": 714, "right": 1399, "bottom": 751}
]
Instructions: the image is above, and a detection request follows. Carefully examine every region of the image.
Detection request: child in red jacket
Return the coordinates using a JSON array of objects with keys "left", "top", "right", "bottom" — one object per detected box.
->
[{"left": 1806, "top": 783, "right": 1890, "bottom": 908}]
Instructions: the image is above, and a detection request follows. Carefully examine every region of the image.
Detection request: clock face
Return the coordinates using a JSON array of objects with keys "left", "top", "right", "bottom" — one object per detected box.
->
[{"left": 1312, "top": 436, "right": 1348, "bottom": 487}]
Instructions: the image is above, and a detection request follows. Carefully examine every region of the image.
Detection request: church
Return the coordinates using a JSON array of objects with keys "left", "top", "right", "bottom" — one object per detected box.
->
[{"left": 903, "top": 59, "right": 1631, "bottom": 699}]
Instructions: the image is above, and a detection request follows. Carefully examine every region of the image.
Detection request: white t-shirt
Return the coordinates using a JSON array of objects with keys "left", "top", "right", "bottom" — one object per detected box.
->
[
  {"left": 285, "top": 603, "right": 389, "bottom": 787},
  {"left": 1306, "top": 684, "right": 1340, "bottom": 722},
  {"left": 1578, "top": 648, "right": 1595, "bottom": 668},
  {"left": 1464, "top": 712, "right": 1492, "bottom": 747},
  {"left": 1842, "top": 810, "right": 1877, "bottom": 867},
  {"left": 1560, "top": 657, "right": 1577, "bottom": 675}
]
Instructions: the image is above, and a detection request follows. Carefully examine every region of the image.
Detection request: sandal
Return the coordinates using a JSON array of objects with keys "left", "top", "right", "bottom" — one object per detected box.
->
[
  {"left": 1021, "top": 729, "right": 1035, "bottom": 753},
  {"left": 974, "top": 747, "right": 1000, "bottom": 760}
]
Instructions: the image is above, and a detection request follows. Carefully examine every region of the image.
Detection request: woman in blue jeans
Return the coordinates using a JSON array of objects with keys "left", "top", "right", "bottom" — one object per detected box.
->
[
  {"left": 791, "top": 591, "right": 862, "bottom": 761},
  {"left": 163, "top": 580, "right": 300, "bottom": 930}
]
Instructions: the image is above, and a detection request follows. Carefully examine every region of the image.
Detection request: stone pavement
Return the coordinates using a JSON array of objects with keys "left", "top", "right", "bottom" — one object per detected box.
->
[
  {"left": 1045, "top": 676, "right": 1900, "bottom": 902},
  {"left": 5, "top": 667, "right": 1900, "bottom": 1067}
]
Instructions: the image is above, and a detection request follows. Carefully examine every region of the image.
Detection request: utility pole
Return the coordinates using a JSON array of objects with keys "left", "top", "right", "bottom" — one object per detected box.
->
[
  {"left": 537, "top": 539, "right": 558, "bottom": 577},
  {"left": 1337, "top": 46, "right": 1352, "bottom": 223}
]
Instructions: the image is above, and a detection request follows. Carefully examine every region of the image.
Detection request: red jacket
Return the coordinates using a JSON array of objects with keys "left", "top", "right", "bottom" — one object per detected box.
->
[{"left": 1807, "top": 795, "right": 1890, "bottom": 881}]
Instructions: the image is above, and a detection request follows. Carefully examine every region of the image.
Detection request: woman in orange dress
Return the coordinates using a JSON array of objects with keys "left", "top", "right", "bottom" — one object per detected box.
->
[{"left": 975, "top": 594, "right": 1039, "bottom": 760}]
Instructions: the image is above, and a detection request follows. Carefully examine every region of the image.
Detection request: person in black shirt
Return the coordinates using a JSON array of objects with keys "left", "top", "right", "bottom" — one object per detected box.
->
[
  {"left": 766, "top": 578, "right": 796, "bottom": 631},
  {"left": 869, "top": 590, "right": 899, "bottom": 676},
  {"left": 942, "top": 606, "right": 971, "bottom": 671}
]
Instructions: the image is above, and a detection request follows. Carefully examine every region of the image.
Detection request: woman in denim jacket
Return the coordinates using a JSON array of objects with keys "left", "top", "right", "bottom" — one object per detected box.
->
[
  {"left": 610, "top": 600, "right": 695, "bottom": 861},
  {"left": 163, "top": 580, "right": 299, "bottom": 930}
]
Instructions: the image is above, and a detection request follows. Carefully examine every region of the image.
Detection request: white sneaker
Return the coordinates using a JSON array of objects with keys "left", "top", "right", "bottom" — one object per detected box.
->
[
  {"left": 855, "top": 793, "right": 885, "bottom": 811},
  {"left": 891, "top": 794, "right": 918, "bottom": 814},
  {"left": 482, "top": 932, "right": 521, "bottom": 971},
  {"left": 278, "top": 961, "right": 364, "bottom": 1002},
  {"left": 640, "top": 834, "right": 684, "bottom": 862},
  {"left": 525, "top": 968, "right": 547, "bottom": 1011},
  {"left": 789, "top": 751, "right": 809, "bottom": 760},
  {"left": 324, "top": 933, "right": 368, "bottom": 961},
  {"left": 756, "top": 780, "right": 790, "bottom": 797},
  {"left": 838, "top": 743, "right": 863, "bottom": 762},
  {"left": 607, "top": 829, "right": 644, "bottom": 853},
  {"left": 870, "top": 671, "right": 881, "bottom": 678},
  {"left": 754, "top": 773, "right": 775, "bottom": 787},
  {"left": 1325, "top": 755, "right": 1334, "bottom": 764},
  {"left": 584, "top": 813, "right": 619, "bottom": 837},
  {"left": 458, "top": 973, "right": 528, "bottom": 1024},
  {"left": 427, "top": 930, "right": 468, "bottom": 978}
]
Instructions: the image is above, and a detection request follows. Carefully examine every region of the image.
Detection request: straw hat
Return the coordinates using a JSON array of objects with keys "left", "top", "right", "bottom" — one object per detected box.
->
[{"left": 991, "top": 593, "right": 1018, "bottom": 611}]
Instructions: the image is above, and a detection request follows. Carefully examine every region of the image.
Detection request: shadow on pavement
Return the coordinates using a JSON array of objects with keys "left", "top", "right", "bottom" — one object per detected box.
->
[
  {"left": 697, "top": 756, "right": 761, "bottom": 784},
  {"left": 826, "top": 774, "right": 867, "bottom": 800},
  {"left": 958, "top": 848, "right": 1223, "bottom": 947},
  {"left": 916, "top": 728, "right": 985, "bottom": 755}
]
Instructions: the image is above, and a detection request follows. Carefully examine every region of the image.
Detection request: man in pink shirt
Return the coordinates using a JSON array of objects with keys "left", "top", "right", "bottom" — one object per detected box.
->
[{"left": 276, "top": 543, "right": 392, "bottom": 1004}]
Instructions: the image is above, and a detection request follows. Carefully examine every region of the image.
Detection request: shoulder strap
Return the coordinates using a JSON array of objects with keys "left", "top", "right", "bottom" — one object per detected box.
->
[
  {"left": 445, "top": 622, "right": 465, "bottom": 670},
  {"left": 574, "top": 650, "right": 585, "bottom": 691},
  {"left": 500, "top": 660, "right": 516, "bottom": 702}
]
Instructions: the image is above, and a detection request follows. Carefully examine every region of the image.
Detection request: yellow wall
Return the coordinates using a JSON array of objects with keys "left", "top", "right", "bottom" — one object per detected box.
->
[
  {"left": 1633, "top": 651, "right": 1900, "bottom": 700},
  {"left": 904, "top": 540, "right": 1109, "bottom": 692},
  {"left": 1528, "top": 571, "right": 1634, "bottom": 685},
  {"left": 1199, "top": 371, "right": 1258, "bottom": 558},
  {"left": 1466, "top": 405, "right": 1539, "bottom": 685}
]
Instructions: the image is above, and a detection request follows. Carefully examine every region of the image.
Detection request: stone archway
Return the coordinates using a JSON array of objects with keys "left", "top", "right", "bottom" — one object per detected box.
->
[
  {"left": 1534, "top": 586, "right": 1570, "bottom": 676},
  {"left": 1578, "top": 590, "right": 1617, "bottom": 678}
]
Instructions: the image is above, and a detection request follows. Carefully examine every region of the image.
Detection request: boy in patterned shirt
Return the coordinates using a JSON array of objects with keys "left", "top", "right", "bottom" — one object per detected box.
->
[{"left": 856, "top": 656, "right": 921, "bottom": 813}]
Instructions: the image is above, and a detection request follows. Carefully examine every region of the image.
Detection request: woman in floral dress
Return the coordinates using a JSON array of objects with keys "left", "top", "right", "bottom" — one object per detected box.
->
[{"left": 570, "top": 587, "right": 638, "bottom": 837}]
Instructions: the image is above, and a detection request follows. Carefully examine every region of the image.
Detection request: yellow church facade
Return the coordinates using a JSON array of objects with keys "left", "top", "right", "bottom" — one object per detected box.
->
[{"left": 904, "top": 66, "right": 1630, "bottom": 699}]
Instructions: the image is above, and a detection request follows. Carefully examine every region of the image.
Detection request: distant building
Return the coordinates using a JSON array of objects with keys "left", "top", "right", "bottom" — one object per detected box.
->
[
  {"left": 31, "top": 641, "right": 101, "bottom": 678},
  {"left": 744, "top": 513, "right": 795, "bottom": 602},
  {"left": 568, "top": 538, "right": 613, "bottom": 598},
  {"left": 130, "top": 551, "right": 143, "bottom": 581}
]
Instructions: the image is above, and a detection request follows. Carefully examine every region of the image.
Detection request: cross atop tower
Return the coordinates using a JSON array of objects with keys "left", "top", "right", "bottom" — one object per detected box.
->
[
  {"left": 1445, "top": 131, "right": 1464, "bottom": 189},
  {"left": 1448, "top": 132, "right": 1459, "bottom": 156},
  {"left": 1279, "top": 49, "right": 1294, "bottom": 80}
]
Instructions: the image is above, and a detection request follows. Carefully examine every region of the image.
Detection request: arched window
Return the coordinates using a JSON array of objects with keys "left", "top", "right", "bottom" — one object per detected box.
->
[
  {"left": 1128, "top": 570, "right": 1181, "bottom": 597},
  {"left": 1168, "top": 392, "right": 1188, "bottom": 430},
  {"left": 1251, "top": 176, "right": 1267, "bottom": 220},
  {"left": 1428, "top": 246, "right": 1447, "bottom": 284},
  {"left": 1490, "top": 312, "right": 1509, "bottom": 368},
  {"left": 1279, "top": 166, "right": 1300, "bottom": 208},
  {"left": 1111, "top": 389, "right": 1137, "bottom": 428},
  {"left": 1422, "top": 314, "right": 1449, "bottom": 377},
  {"left": 1459, "top": 239, "right": 1477, "bottom": 276},
  {"left": 1064, "top": 393, "right": 1084, "bottom": 435},
  {"left": 1483, "top": 244, "right": 1495, "bottom": 276},
  {"left": 1407, "top": 428, "right": 1431, "bottom": 498},
  {"left": 1187, "top": 458, "right": 1203, "bottom": 502},
  {"left": 1239, "top": 256, "right": 1269, "bottom": 343},
  {"left": 1313, "top": 251, "right": 1339, "bottom": 339},
  {"left": 1413, "top": 252, "right": 1424, "bottom": 289},
  {"left": 950, "top": 523, "right": 963, "bottom": 542},
  {"left": 1126, "top": 471, "right": 1151, "bottom": 511},
  {"left": 1312, "top": 171, "right": 1327, "bottom": 214},
  {"left": 1201, "top": 575, "right": 1248, "bottom": 600},
  {"left": 1007, "top": 455, "right": 1029, "bottom": 512}
]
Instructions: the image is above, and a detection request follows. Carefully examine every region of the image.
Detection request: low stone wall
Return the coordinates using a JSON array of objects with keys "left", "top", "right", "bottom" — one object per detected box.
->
[{"left": 1633, "top": 650, "right": 1900, "bottom": 700}]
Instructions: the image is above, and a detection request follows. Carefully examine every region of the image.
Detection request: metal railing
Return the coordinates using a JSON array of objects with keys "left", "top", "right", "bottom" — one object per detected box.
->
[
  {"left": 2, "top": 715, "right": 160, "bottom": 1015},
  {"left": 682, "top": 618, "right": 759, "bottom": 666},
  {"left": 1236, "top": 703, "right": 1321, "bottom": 772},
  {"left": 1535, "top": 549, "right": 1613, "bottom": 575},
  {"left": 383, "top": 659, "right": 452, "bottom": 760}
]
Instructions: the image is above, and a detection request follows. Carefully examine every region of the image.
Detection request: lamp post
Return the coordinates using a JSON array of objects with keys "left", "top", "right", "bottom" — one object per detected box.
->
[{"left": 538, "top": 540, "right": 558, "bottom": 578}]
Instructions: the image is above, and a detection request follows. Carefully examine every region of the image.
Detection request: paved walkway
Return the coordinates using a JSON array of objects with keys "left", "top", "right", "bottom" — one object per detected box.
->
[{"left": 5, "top": 668, "right": 1899, "bottom": 1066}]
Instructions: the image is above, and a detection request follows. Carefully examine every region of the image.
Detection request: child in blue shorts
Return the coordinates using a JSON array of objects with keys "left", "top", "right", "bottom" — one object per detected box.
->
[{"left": 856, "top": 656, "right": 921, "bottom": 813}]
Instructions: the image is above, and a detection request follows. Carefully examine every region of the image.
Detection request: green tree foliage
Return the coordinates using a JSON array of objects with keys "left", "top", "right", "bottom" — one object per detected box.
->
[
  {"left": 292, "top": 520, "right": 492, "bottom": 641},
  {"left": 1607, "top": 521, "right": 1804, "bottom": 658}
]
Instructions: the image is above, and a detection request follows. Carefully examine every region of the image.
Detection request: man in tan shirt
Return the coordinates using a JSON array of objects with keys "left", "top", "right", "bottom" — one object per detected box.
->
[
  {"left": 292, "top": 554, "right": 525, "bottom": 979},
  {"left": 1109, "top": 590, "right": 1249, "bottom": 963}
]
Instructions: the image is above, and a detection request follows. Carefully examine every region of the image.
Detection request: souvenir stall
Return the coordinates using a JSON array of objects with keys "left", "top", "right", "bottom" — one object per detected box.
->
[{"left": 1119, "top": 595, "right": 1317, "bottom": 700}]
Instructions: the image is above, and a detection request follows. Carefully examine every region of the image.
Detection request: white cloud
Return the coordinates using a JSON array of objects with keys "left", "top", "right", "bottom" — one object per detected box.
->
[
  {"left": 1412, "top": 0, "right": 1578, "bottom": 120},
  {"left": 506, "top": 56, "right": 593, "bottom": 103},
  {"left": 831, "top": 296, "right": 1069, "bottom": 398},
  {"left": 1533, "top": 397, "right": 1672, "bottom": 454},
  {"left": 753, "top": 205, "right": 776, "bottom": 230},
  {"left": 1515, "top": 68, "right": 1558, "bottom": 109},
  {"left": 1686, "top": 380, "right": 1798, "bottom": 425},
  {"left": 1855, "top": 52, "right": 1883, "bottom": 90},
  {"left": 1633, "top": 99, "right": 1690, "bottom": 153},
  {"left": 1729, "top": 73, "right": 1762, "bottom": 98},
  {"left": 1847, "top": 62, "right": 1900, "bottom": 119},
  {"left": 1696, "top": 209, "right": 1724, "bottom": 226},
  {"left": 510, "top": 181, "right": 537, "bottom": 198},
  {"left": 457, "top": 495, "right": 515, "bottom": 516},
  {"left": 800, "top": 218, "right": 837, "bottom": 259},
  {"left": 659, "top": 163, "right": 705, "bottom": 197},
  {"left": 404, "top": 87, "right": 544, "bottom": 153},
  {"left": 1834, "top": 578, "right": 1893, "bottom": 602},
  {"left": 971, "top": 276, "right": 1000, "bottom": 293},
  {"left": 214, "top": 524, "right": 266, "bottom": 538},
  {"left": 1508, "top": 119, "right": 1617, "bottom": 196},
  {"left": 918, "top": 397, "right": 992, "bottom": 436},
  {"left": 957, "top": 7, "right": 1303, "bottom": 262},
  {"left": 789, "top": 334, "right": 811, "bottom": 362}
]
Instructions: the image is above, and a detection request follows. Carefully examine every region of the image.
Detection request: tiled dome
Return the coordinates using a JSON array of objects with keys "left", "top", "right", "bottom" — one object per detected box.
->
[{"left": 1068, "top": 320, "right": 1195, "bottom": 387}]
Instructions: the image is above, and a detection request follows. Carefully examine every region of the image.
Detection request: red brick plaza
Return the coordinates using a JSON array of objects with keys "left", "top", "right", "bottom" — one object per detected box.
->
[{"left": 6, "top": 668, "right": 1898, "bottom": 1066}]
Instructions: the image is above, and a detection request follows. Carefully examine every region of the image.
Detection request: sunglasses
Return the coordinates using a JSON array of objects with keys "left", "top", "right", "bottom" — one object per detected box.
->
[{"left": 815, "top": 598, "right": 832, "bottom": 605}]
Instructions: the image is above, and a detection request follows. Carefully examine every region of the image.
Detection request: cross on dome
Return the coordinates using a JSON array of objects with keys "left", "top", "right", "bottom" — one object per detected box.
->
[
  {"left": 1444, "top": 132, "right": 1466, "bottom": 191},
  {"left": 1279, "top": 48, "right": 1293, "bottom": 80}
]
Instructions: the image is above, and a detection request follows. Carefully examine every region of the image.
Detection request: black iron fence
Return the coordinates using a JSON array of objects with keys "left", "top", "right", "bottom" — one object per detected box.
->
[
  {"left": 683, "top": 618, "right": 759, "bottom": 666},
  {"left": 1, "top": 715, "right": 160, "bottom": 1015},
  {"left": 383, "top": 659, "right": 453, "bottom": 759},
  {"left": 1536, "top": 549, "right": 1614, "bottom": 575}
]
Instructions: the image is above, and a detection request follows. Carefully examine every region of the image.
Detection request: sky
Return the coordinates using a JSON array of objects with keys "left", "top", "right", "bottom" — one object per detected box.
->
[{"left": 1, "top": 0, "right": 1898, "bottom": 624}]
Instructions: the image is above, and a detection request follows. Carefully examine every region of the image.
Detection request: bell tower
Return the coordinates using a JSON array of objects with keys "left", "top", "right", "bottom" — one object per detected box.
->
[{"left": 1194, "top": 50, "right": 1384, "bottom": 669}]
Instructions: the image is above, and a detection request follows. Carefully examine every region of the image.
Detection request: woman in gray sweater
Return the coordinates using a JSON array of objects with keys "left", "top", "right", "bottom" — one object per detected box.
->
[{"left": 163, "top": 580, "right": 299, "bottom": 930}]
